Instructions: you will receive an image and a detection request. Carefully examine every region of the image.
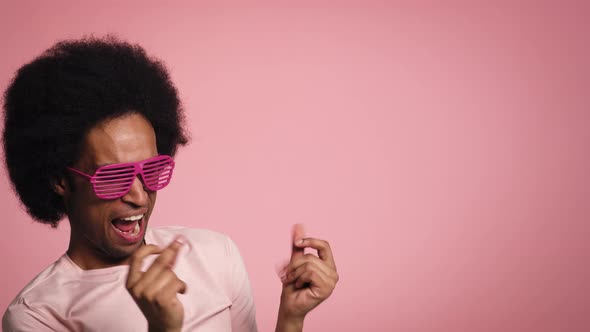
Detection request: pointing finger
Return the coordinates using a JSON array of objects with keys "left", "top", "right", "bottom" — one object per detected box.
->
[
  {"left": 294, "top": 238, "right": 337, "bottom": 271},
  {"left": 290, "top": 224, "right": 305, "bottom": 262},
  {"left": 127, "top": 236, "right": 184, "bottom": 289},
  {"left": 126, "top": 244, "right": 163, "bottom": 288}
]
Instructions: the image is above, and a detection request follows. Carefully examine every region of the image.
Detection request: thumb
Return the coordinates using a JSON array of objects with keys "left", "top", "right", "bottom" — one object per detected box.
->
[{"left": 290, "top": 223, "right": 305, "bottom": 262}]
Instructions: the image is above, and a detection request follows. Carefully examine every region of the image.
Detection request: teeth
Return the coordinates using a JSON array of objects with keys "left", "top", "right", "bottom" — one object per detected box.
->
[
  {"left": 113, "top": 219, "right": 142, "bottom": 235},
  {"left": 122, "top": 214, "right": 143, "bottom": 221},
  {"left": 132, "top": 221, "right": 140, "bottom": 235}
]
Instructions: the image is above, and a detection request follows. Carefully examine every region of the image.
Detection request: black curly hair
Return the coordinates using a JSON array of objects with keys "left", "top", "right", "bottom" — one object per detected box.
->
[{"left": 2, "top": 36, "right": 189, "bottom": 227}]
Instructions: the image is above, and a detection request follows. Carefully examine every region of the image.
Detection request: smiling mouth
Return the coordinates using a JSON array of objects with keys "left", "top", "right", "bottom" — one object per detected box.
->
[{"left": 112, "top": 214, "right": 144, "bottom": 236}]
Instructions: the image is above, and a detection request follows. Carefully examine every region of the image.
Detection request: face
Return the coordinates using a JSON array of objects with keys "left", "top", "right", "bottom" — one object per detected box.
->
[{"left": 59, "top": 113, "right": 158, "bottom": 269}]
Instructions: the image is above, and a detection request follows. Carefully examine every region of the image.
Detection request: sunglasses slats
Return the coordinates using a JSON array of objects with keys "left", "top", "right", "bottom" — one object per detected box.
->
[
  {"left": 142, "top": 169, "right": 171, "bottom": 180},
  {"left": 68, "top": 156, "right": 175, "bottom": 199},
  {"left": 93, "top": 165, "right": 135, "bottom": 173},
  {"left": 95, "top": 182, "right": 131, "bottom": 188},
  {"left": 92, "top": 176, "right": 135, "bottom": 182}
]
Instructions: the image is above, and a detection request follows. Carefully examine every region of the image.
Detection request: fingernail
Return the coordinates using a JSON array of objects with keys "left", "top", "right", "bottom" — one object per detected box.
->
[
  {"left": 175, "top": 235, "right": 186, "bottom": 246},
  {"left": 296, "top": 239, "right": 304, "bottom": 245}
]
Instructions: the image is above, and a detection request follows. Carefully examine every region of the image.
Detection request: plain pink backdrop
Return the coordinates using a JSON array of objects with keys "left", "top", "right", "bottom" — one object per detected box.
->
[{"left": 1, "top": 2, "right": 589, "bottom": 331}]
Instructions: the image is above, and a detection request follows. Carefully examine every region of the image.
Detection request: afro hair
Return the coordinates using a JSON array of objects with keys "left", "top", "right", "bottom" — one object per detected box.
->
[{"left": 3, "top": 36, "right": 189, "bottom": 227}]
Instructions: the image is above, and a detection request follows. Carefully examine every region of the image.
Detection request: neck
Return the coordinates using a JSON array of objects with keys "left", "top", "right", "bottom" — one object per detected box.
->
[
  {"left": 66, "top": 245, "right": 129, "bottom": 270},
  {"left": 67, "top": 233, "right": 144, "bottom": 270}
]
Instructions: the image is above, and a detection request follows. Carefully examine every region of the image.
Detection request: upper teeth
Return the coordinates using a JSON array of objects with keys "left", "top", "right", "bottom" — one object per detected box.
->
[{"left": 122, "top": 214, "right": 143, "bottom": 221}]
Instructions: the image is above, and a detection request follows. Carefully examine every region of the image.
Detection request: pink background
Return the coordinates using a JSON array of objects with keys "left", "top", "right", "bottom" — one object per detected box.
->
[{"left": 1, "top": 2, "right": 589, "bottom": 331}]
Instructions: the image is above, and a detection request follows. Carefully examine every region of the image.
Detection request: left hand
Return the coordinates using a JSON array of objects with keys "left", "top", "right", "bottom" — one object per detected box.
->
[{"left": 278, "top": 224, "right": 339, "bottom": 323}]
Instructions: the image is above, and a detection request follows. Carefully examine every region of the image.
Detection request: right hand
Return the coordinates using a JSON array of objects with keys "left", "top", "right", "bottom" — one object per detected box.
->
[{"left": 126, "top": 238, "right": 187, "bottom": 332}]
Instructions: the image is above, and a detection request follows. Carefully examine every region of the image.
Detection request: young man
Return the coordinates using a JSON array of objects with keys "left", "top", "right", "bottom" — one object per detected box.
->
[{"left": 2, "top": 37, "right": 338, "bottom": 332}]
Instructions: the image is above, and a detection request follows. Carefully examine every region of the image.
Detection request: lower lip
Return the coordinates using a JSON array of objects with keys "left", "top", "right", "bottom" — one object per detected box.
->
[{"left": 111, "top": 218, "right": 145, "bottom": 244}]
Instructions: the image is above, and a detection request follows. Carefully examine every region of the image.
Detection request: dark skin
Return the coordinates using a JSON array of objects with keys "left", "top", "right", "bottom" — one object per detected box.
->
[
  {"left": 276, "top": 224, "right": 339, "bottom": 332},
  {"left": 55, "top": 113, "right": 157, "bottom": 270},
  {"left": 55, "top": 113, "right": 338, "bottom": 332}
]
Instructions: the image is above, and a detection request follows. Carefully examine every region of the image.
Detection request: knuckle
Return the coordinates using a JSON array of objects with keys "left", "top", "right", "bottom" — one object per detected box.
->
[
  {"left": 161, "top": 268, "right": 174, "bottom": 278},
  {"left": 152, "top": 256, "right": 167, "bottom": 269},
  {"left": 303, "top": 254, "right": 317, "bottom": 262},
  {"left": 143, "top": 289, "right": 158, "bottom": 303},
  {"left": 299, "top": 262, "right": 311, "bottom": 272},
  {"left": 155, "top": 250, "right": 172, "bottom": 262},
  {"left": 129, "top": 248, "right": 142, "bottom": 259},
  {"left": 156, "top": 250, "right": 171, "bottom": 261},
  {"left": 154, "top": 293, "right": 168, "bottom": 308},
  {"left": 329, "top": 282, "right": 337, "bottom": 293},
  {"left": 327, "top": 287, "right": 335, "bottom": 296},
  {"left": 149, "top": 260, "right": 164, "bottom": 270},
  {"left": 129, "top": 287, "right": 141, "bottom": 299},
  {"left": 130, "top": 255, "right": 142, "bottom": 266},
  {"left": 160, "top": 246, "right": 173, "bottom": 256},
  {"left": 133, "top": 245, "right": 155, "bottom": 258},
  {"left": 174, "top": 272, "right": 183, "bottom": 282},
  {"left": 169, "top": 272, "right": 181, "bottom": 284}
]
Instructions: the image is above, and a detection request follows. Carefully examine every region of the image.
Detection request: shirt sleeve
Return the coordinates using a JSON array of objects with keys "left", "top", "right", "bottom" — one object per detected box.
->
[
  {"left": 2, "top": 302, "right": 56, "bottom": 332},
  {"left": 225, "top": 236, "right": 258, "bottom": 332}
]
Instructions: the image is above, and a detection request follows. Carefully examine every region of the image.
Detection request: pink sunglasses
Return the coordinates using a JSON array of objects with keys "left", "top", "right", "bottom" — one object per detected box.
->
[{"left": 66, "top": 155, "right": 175, "bottom": 200}]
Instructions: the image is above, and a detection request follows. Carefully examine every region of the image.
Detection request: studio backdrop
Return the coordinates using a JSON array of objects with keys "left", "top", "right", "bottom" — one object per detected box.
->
[{"left": 1, "top": 2, "right": 589, "bottom": 331}]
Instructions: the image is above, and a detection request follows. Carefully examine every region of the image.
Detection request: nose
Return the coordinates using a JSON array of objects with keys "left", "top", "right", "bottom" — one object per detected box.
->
[{"left": 121, "top": 175, "right": 149, "bottom": 207}]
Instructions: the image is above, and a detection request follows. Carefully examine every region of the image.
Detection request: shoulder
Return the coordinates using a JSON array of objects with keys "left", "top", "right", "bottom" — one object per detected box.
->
[
  {"left": 3, "top": 302, "right": 49, "bottom": 331},
  {"left": 3, "top": 257, "right": 71, "bottom": 331},
  {"left": 4, "top": 257, "right": 68, "bottom": 304}
]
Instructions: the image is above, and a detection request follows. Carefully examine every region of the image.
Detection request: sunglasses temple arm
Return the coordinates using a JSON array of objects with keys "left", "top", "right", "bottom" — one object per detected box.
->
[{"left": 66, "top": 167, "right": 93, "bottom": 180}]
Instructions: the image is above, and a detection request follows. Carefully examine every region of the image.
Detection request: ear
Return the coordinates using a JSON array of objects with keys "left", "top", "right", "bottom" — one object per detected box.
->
[{"left": 52, "top": 176, "right": 69, "bottom": 197}]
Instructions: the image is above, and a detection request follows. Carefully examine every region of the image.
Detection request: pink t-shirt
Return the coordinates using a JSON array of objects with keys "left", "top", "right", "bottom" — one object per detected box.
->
[{"left": 2, "top": 227, "right": 258, "bottom": 332}]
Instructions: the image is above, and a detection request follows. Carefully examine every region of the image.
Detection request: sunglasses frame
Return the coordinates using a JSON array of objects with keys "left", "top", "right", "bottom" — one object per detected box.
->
[{"left": 66, "top": 155, "right": 175, "bottom": 200}]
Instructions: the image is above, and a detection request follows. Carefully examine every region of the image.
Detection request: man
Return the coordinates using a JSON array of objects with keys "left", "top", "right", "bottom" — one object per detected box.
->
[{"left": 2, "top": 37, "right": 338, "bottom": 332}]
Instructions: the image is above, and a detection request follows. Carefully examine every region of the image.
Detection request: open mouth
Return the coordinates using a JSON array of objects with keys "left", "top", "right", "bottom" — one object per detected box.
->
[{"left": 111, "top": 214, "right": 144, "bottom": 241}]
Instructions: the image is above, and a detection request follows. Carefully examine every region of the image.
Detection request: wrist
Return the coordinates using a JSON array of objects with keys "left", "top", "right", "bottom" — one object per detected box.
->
[
  {"left": 275, "top": 307, "right": 304, "bottom": 332},
  {"left": 148, "top": 326, "right": 181, "bottom": 332}
]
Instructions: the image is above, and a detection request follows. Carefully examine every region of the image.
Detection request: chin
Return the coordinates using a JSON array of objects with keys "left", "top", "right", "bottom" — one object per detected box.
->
[{"left": 104, "top": 238, "right": 144, "bottom": 262}]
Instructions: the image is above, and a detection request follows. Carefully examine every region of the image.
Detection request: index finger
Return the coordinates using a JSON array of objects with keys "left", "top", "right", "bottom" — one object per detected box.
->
[
  {"left": 144, "top": 238, "right": 184, "bottom": 277},
  {"left": 294, "top": 238, "right": 337, "bottom": 271},
  {"left": 126, "top": 244, "right": 163, "bottom": 287},
  {"left": 290, "top": 224, "right": 305, "bottom": 262}
]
